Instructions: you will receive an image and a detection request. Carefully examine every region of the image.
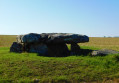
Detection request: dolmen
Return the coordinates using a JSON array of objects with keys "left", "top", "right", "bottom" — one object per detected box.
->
[{"left": 10, "top": 33, "right": 89, "bottom": 57}]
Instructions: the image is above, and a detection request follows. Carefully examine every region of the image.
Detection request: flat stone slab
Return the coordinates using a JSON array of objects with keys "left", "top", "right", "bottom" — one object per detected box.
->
[
  {"left": 17, "top": 33, "right": 89, "bottom": 44},
  {"left": 91, "top": 49, "right": 119, "bottom": 56}
]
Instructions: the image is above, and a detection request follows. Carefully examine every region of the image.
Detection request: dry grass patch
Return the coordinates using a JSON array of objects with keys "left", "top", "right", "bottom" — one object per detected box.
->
[
  {"left": 80, "top": 37, "right": 119, "bottom": 51},
  {"left": 0, "top": 35, "right": 16, "bottom": 47}
]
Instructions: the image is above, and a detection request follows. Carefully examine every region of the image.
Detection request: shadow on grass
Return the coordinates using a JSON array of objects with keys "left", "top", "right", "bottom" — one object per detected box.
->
[
  {"left": 37, "top": 48, "right": 93, "bottom": 57},
  {"left": 70, "top": 49, "right": 93, "bottom": 56}
]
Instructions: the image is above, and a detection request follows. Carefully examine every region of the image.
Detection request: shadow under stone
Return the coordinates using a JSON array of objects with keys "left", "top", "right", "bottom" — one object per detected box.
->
[
  {"left": 71, "top": 49, "right": 93, "bottom": 56},
  {"left": 37, "top": 43, "right": 70, "bottom": 57},
  {"left": 37, "top": 43, "right": 93, "bottom": 57},
  {"left": 70, "top": 43, "right": 93, "bottom": 56}
]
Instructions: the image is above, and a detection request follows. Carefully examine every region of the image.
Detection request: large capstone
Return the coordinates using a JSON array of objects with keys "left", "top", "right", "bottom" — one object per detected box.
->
[
  {"left": 40, "top": 33, "right": 89, "bottom": 44},
  {"left": 17, "top": 33, "right": 89, "bottom": 44}
]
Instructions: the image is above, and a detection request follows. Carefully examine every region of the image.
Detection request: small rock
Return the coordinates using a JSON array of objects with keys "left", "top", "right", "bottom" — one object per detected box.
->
[
  {"left": 92, "top": 49, "right": 119, "bottom": 56},
  {"left": 10, "top": 42, "right": 23, "bottom": 53}
]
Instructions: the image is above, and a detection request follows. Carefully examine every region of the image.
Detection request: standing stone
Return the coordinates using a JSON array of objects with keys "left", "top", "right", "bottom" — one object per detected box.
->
[
  {"left": 26, "top": 43, "right": 48, "bottom": 55},
  {"left": 10, "top": 42, "right": 23, "bottom": 53},
  {"left": 71, "top": 43, "right": 80, "bottom": 55},
  {"left": 47, "top": 43, "right": 70, "bottom": 57}
]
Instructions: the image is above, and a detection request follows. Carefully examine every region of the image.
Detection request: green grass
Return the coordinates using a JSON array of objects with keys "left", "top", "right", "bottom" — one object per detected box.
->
[
  {"left": 0, "top": 36, "right": 119, "bottom": 82},
  {"left": 0, "top": 47, "right": 119, "bottom": 82}
]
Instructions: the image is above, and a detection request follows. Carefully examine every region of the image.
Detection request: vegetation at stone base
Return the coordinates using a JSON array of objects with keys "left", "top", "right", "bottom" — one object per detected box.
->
[{"left": 0, "top": 47, "right": 119, "bottom": 82}]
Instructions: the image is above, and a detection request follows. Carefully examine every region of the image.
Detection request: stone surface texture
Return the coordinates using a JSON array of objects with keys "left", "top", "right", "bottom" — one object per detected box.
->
[
  {"left": 17, "top": 33, "right": 89, "bottom": 44},
  {"left": 10, "top": 42, "right": 23, "bottom": 53},
  {"left": 10, "top": 33, "right": 119, "bottom": 56},
  {"left": 91, "top": 49, "right": 119, "bottom": 56},
  {"left": 27, "top": 43, "right": 48, "bottom": 55},
  {"left": 10, "top": 33, "right": 89, "bottom": 56}
]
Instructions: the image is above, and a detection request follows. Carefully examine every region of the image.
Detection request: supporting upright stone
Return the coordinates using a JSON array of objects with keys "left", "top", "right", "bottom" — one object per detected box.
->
[
  {"left": 10, "top": 42, "right": 23, "bottom": 53},
  {"left": 47, "top": 43, "right": 70, "bottom": 57},
  {"left": 71, "top": 43, "right": 80, "bottom": 55},
  {"left": 26, "top": 43, "right": 48, "bottom": 55}
]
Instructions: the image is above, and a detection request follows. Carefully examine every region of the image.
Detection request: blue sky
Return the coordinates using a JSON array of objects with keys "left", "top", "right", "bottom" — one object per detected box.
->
[{"left": 0, "top": 0, "right": 119, "bottom": 37}]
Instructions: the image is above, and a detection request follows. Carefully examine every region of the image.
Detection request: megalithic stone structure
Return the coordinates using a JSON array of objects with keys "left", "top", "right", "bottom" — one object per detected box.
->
[{"left": 10, "top": 33, "right": 89, "bottom": 57}]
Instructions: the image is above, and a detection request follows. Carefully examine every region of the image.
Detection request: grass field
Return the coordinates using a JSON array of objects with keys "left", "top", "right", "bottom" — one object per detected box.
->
[
  {"left": 0, "top": 35, "right": 16, "bottom": 47},
  {"left": 80, "top": 37, "right": 119, "bottom": 51},
  {"left": 0, "top": 35, "right": 119, "bottom": 83}
]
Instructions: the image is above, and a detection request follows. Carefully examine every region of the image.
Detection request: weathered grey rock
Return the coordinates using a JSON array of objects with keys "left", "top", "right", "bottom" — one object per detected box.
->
[
  {"left": 11, "top": 33, "right": 89, "bottom": 57},
  {"left": 91, "top": 49, "right": 119, "bottom": 56},
  {"left": 10, "top": 42, "right": 23, "bottom": 53},
  {"left": 17, "top": 33, "right": 41, "bottom": 43},
  {"left": 17, "top": 35, "right": 23, "bottom": 43},
  {"left": 17, "top": 33, "right": 89, "bottom": 44},
  {"left": 26, "top": 43, "right": 48, "bottom": 55},
  {"left": 42, "top": 33, "right": 89, "bottom": 44}
]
